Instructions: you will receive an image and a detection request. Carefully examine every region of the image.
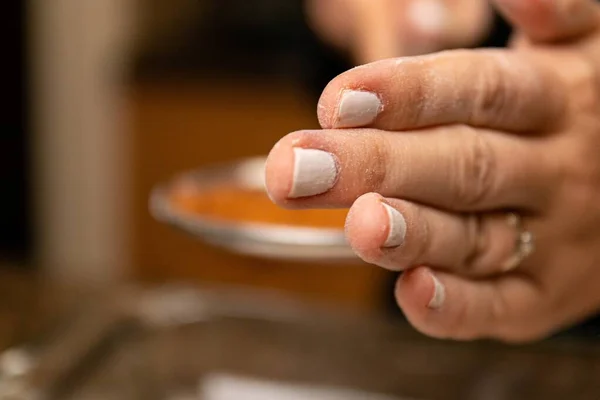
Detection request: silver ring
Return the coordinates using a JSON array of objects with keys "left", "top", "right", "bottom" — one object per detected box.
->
[{"left": 502, "top": 212, "right": 535, "bottom": 271}]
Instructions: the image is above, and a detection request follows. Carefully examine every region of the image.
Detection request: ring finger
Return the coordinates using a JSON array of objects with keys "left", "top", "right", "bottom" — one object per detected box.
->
[{"left": 345, "top": 193, "right": 526, "bottom": 276}]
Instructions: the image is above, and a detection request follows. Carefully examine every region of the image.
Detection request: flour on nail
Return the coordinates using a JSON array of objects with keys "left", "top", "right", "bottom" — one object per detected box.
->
[
  {"left": 382, "top": 203, "right": 407, "bottom": 248},
  {"left": 428, "top": 273, "right": 446, "bottom": 309},
  {"left": 289, "top": 148, "right": 337, "bottom": 198},
  {"left": 336, "top": 90, "right": 382, "bottom": 128}
]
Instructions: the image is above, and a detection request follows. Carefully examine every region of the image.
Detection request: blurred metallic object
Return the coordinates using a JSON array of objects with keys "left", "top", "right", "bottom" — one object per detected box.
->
[
  {"left": 198, "top": 373, "right": 411, "bottom": 400},
  {"left": 149, "top": 157, "right": 357, "bottom": 262}
]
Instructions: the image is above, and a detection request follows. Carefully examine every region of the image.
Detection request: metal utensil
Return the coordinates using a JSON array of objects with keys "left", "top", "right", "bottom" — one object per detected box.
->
[{"left": 149, "top": 157, "right": 358, "bottom": 262}]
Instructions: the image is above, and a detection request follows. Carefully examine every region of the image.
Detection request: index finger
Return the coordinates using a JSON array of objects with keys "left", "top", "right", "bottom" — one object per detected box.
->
[{"left": 317, "top": 50, "right": 567, "bottom": 133}]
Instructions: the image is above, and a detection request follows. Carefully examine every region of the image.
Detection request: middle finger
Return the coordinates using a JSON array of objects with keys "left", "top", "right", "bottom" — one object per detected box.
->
[{"left": 265, "top": 126, "right": 555, "bottom": 212}]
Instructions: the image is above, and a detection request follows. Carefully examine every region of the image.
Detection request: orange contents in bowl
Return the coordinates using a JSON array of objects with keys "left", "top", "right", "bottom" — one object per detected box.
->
[{"left": 169, "top": 183, "right": 348, "bottom": 229}]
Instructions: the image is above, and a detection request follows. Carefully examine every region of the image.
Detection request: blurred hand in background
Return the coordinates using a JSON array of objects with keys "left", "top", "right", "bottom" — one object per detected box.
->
[{"left": 305, "top": 0, "right": 494, "bottom": 64}]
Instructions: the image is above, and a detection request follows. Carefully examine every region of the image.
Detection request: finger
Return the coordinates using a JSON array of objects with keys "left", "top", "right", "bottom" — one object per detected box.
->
[
  {"left": 442, "top": 0, "right": 494, "bottom": 49},
  {"left": 304, "top": 0, "right": 353, "bottom": 52},
  {"left": 406, "top": 0, "right": 494, "bottom": 53},
  {"left": 345, "top": 193, "right": 520, "bottom": 276},
  {"left": 350, "top": 0, "right": 403, "bottom": 63},
  {"left": 317, "top": 50, "right": 566, "bottom": 133},
  {"left": 395, "top": 266, "right": 546, "bottom": 342},
  {"left": 493, "top": 0, "right": 600, "bottom": 43},
  {"left": 402, "top": 0, "right": 449, "bottom": 55},
  {"left": 265, "top": 127, "right": 555, "bottom": 212}
]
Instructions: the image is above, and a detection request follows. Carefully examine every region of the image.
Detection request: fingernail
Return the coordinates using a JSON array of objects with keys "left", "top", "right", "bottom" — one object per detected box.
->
[
  {"left": 428, "top": 271, "right": 446, "bottom": 309},
  {"left": 336, "top": 90, "right": 382, "bottom": 128},
  {"left": 407, "top": 0, "right": 447, "bottom": 37},
  {"left": 289, "top": 148, "right": 337, "bottom": 198},
  {"left": 382, "top": 203, "right": 407, "bottom": 248}
]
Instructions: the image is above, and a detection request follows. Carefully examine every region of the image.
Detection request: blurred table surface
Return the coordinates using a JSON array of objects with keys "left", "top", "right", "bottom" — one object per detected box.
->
[
  {"left": 1, "top": 267, "right": 600, "bottom": 400},
  {"left": 0, "top": 267, "right": 81, "bottom": 351}
]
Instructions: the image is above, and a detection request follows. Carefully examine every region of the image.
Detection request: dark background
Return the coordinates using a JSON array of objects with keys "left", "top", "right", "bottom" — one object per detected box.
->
[{"left": 0, "top": 1, "right": 31, "bottom": 265}]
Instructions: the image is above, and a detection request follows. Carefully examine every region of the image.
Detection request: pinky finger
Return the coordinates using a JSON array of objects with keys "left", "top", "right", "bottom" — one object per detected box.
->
[{"left": 395, "top": 266, "right": 546, "bottom": 342}]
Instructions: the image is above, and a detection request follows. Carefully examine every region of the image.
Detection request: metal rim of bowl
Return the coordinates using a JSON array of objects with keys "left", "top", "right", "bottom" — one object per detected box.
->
[{"left": 149, "top": 157, "right": 358, "bottom": 262}]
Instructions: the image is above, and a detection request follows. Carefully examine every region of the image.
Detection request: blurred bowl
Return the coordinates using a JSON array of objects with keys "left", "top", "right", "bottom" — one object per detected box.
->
[{"left": 149, "top": 156, "right": 358, "bottom": 262}]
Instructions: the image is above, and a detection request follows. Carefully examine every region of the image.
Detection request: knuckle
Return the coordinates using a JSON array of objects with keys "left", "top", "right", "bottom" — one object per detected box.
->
[
  {"left": 489, "top": 299, "right": 552, "bottom": 343},
  {"left": 485, "top": 292, "right": 521, "bottom": 341},
  {"left": 557, "top": 143, "right": 600, "bottom": 224},
  {"left": 396, "top": 63, "right": 429, "bottom": 126},
  {"left": 471, "top": 58, "right": 512, "bottom": 126},
  {"left": 406, "top": 205, "right": 432, "bottom": 263},
  {"left": 447, "top": 305, "right": 476, "bottom": 340},
  {"left": 481, "top": 288, "right": 545, "bottom": 343},
  {"left": 568, "top": 184, "right": 600, "bottom": 224},
  {"left": 490, "top": 291, "right": 508, "bottom": 326},
  {"left": 462, "top": 214, "right": 486, "bottom": 273},
  {"left": 454, "top": 129, "right": 498, "bottom": 207},
  {"left": 467, "top": 289, "right": 510, "bottom": 340},
  {"left": 564, "top": 53, "right": 599, "bottom": 110},
  {"left": 365, "top": 132, "right": 391, "bottom": 193},
  {"left": 572, "top": 146, "right": 600, "bottom": 184},
  {"left": 436, "top": 301, "right": 484, "bottom": 341}
]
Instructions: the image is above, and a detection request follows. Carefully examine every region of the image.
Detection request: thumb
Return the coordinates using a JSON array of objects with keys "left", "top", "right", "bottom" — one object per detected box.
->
[
  {"left": 493, "top": 0, "right": 600, "bottom": 43},
  {"left": 350, "top": 0, "right": 404, "bottom": 63}
]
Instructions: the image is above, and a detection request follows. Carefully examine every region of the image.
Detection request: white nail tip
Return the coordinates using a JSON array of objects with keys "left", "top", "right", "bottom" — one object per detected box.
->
[
  {"left": 407, "top": 0, "right": 447, "bottom": 36},
  {"left": 382, "top": 203, "right": 407, "bottom": 248},
  {"left": 337, "top": 90, "right": 382, "bottom": 128},
  {"left": 289, "top": 148, "right": 337, "bottom": 198},
  {"left": 428, "top": 273, "right": 446, "bottom": 309}
]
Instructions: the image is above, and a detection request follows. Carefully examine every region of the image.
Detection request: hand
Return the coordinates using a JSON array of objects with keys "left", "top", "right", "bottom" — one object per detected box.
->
[
  {"left": 305, "top": 0, "right": 494, "bottom": 64},
  {"left": 266, "top": 0, "right": 600, "bottom": 342}
]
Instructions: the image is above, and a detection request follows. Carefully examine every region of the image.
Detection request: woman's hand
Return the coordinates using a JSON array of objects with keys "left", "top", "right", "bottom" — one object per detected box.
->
[
  {"left": 266, "top": 0, "right": 600, "bottom": 342},
  {"left": 305, "top": 0, "right": 494, "bottom": 63}
]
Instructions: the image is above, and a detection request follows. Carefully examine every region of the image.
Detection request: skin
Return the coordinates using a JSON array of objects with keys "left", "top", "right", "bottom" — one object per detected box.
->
[
  {"left": 305, "top": 0, "right": 494, "bottom": 63},
  {"left": 266, "top": 0, "right": 600, "bottom": 342}
]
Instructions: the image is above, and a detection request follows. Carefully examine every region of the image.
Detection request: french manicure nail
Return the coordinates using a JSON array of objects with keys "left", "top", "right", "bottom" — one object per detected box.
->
[
  {"left": 382, "top": 203, "right": 407, "bottom": 248},
  {"left": 336, "top": 90, "right": 382, "bottom": 128},
  {"left": 289, "top": 148, "right": 337, "bottom": 198},
  {"left": 428, "top": 271, "right": 446, "bottom": 309}
]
